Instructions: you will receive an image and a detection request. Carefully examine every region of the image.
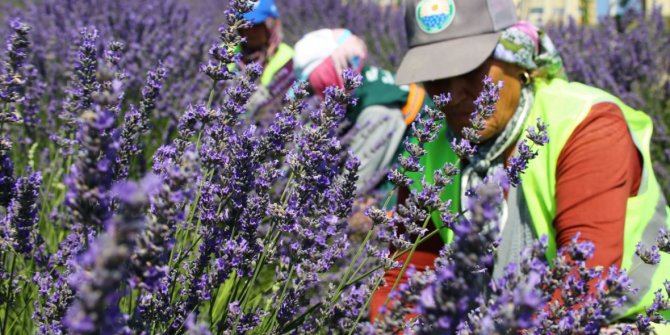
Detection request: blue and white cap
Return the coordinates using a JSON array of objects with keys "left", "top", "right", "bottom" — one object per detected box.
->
[{"left": 243, "top": 0, "right": 280, "bottom": 24}]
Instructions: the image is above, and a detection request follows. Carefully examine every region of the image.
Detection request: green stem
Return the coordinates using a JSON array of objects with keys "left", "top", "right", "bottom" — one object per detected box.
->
[
  {"left": 206, "top": 81, "right": 219, "bottom": 110},
  {"left": 280, "top": 219, "right": 458, "bottom": 333},
  {"left": 238, "top": 230, "right": 280, "bottom": 310},
  {"left": 262, "top": 265, "right": 294, "bottom": 333},
  {"left": 126, "top": 287, "right": 133, "bottom": 315},
  {"left": 280, "top": 173, "right": 294, "bottom": 205},
  {"left": 283, "top": 209, "right": 467, "bottom": 332},
  {"left": 380, "top": 214, "right": 433, "bottom": 310},
  {"left": 346, "top": 210, "right": 465, "bottom": 288},
  {"left": 345, "top": 275, "right": 385, "bottom": 335},
  {"left": 329, "top": 228, "right": 374, "bottom": 306},
  {"left": 209, "top": 286, "right": 219, "bottom": 322},
  {"left": 223, "top": 276, "right": 240, "bottom": 327},
  {"left": 2, "top": 254, "right": 17, "bottom": 335},
  {"left": 330, "top": 186, "right": 398, "bottom": 305},
  {"left": 349, "top": 257, "right": 369, "bottom": 283}
]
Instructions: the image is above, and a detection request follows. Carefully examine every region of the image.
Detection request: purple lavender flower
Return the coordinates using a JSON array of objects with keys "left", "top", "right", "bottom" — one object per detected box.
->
[
  {"left": 1, "top": 168, "right": 41, "bottom": 256},
  {"left": 387, "top": 102, "right": 446, "bottom": 189},
  {"left": 636, "top": 242, "right": 661, "bottom": 265},
  {"left": 450, "top": 137, "right": 477, "bottom": 159},
  {"left": 0, "top": 137, "right": 14, "bottom": 207},
  {"left": 467, "top": 76, "right": 503, "bottom": 141},
  {"left": 636, "top": 288, "right": 670, "bottom": 333},
  {"left": 139, "top": 64, "right": 168, "bottom": 131},
  {"left": 114, "top": 63, "right": 167, "bottom": 181},
  {"left": 526, "top": 117, "right": 550, "bottom": 146},
  {"left": 409, "top": 176, "right": 507, "bottom": 334},
  {"left": 257, "top": 82, "right": 308, "bottom": 159},
  {"left": 103, "top": 41, "right": 125, "bottom": 71},
  {"left": 342, "top": 68, "right": 363, "bottom": 92},
  {"left": 506, "top": 118, "right": 549, "bottom": 187},
  {"left": 57, "top": 28, "right": 101, "bottom": 151},
  {"left": 185, "top": 313, "right": 212, "bottom": 335},
  {"left": 133, "top": 146, "right": 199, "bottom": 328},
  {"left": 16, "top": 0, "right": 211, "bottom": 134},
  {"left": 533, "top": 236, "right": 635, "bottom": 335},
  {"left": 330, "top": 154, "right": 360, "bottom": 217},
  {"left": 0, "top": 18, "right": 31, "bottom": 105},
  {"left": 64, "top": 180, "right": 149, "bottom": 335},
  {"left": 33, "top": 271, "right": 76, "bottom": 335},
  {"left": 64, "top": 109, "right": 117, "bottom": 232},
  {"left": 70, "top": 28, "right": 99, "bottom": 111},
  {"left": 200, "top": 0, "right": 254, "bottom": 83},
  {"left": 447, "top": 76, "right": 502, "bottom": 160}
]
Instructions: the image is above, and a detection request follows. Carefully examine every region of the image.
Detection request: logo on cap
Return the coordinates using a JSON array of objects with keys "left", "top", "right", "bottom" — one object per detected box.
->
[{"left": 415, "top": 0, "right": 455, "bottom": 34}]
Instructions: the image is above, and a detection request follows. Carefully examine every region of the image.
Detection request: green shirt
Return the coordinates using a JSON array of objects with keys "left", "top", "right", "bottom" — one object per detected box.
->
[{"left": 347, "top": 66, "right": 432, "bottom": 123}]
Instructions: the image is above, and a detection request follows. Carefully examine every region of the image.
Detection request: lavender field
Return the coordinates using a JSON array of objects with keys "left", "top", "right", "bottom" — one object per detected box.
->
[{"left": 0, "top": 0, "right": 669, "bottom": 334}]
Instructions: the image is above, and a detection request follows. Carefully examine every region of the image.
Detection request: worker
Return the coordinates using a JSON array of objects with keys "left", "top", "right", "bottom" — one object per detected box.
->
[
  {"left": 238, "top": 0, "right": 295, "bottom": 118},
  {"left": 371, "top": 0, "right": 670, "bottom": 330},
  {"left": 293, "top": 28, "right": 431, "bottom": 193}
]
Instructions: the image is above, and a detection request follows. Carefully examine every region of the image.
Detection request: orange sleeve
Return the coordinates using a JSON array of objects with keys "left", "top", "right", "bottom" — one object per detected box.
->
[{"left": 554, "top": 102, "right": 642, "bottom": 269}]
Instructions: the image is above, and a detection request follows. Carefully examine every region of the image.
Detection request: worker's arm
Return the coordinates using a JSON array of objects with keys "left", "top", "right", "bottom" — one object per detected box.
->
[{"left": 554, "top": 102, "right": 642, "bottom": 269}]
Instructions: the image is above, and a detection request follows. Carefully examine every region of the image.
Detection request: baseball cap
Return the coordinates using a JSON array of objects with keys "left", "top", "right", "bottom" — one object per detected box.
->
[
  {"left": 396, "top": 0, "right": 517, "bottom": 85},
  {"left": 243, "top": 0, "right": 280, "bottom": 24}
]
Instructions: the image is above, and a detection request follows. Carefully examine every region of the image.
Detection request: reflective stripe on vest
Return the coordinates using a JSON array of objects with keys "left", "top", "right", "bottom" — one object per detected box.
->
[
  {"left": 260, "top": 43, "right": 294, "bottom": 86},
  {"left": 401, "top": 84, "right": 426, "bottom": 125},
  {"left": 408, "top": 78, "right": 670, "bottom": 320}
]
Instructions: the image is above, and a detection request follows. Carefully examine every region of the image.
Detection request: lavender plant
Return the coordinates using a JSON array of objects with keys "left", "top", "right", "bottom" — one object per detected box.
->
[{"left": 4, "top": 0, "right": 213, "bottom": 173}]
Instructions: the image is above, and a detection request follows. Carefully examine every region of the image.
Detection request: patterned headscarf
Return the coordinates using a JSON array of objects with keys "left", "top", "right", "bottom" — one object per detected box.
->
[{"left": 492, "top": 21, "right": 566, "bottom": 80}]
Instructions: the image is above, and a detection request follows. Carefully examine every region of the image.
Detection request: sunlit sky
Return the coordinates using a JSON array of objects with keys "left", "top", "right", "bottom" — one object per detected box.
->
[{"left": 597, "top": 0, "right": 642, "bottom": 17}]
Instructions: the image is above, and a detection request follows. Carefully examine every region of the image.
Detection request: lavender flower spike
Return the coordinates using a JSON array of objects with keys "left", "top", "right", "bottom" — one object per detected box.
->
[
  {"left": 64, "top": 180, "right": 149, "bottom": 335},
  {"left": 449, "top": 76, "right": 502, "bottom": 159},
  {"left": 636, "top": 242, "right": 661, "bottom": 265},
  {"left": 1, "top": 18, "right": 31, "bottom": 105},
  {"left": 506, "top": 117, "right": 549, "bottom": 187},
  {"left": 2, "top": 169, "right": 42, "bottom": 256},
  {"left": 0, "top": 137, "right": 15, "bottom": 207}
]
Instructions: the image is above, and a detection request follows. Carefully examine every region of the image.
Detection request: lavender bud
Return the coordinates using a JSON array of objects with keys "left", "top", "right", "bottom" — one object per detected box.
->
[
  {"left": 2, "top": 169, "right": 41, "bottom": 256},
  {"left": 636, "top": 242, "right": 661, "bottom": 265}
]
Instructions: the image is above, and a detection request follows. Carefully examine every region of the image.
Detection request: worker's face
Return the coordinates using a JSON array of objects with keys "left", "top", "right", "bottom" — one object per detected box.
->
[
  {"left": 239, "top": 23, "right": 269, "bottom": 62},
  {"left": 424, "top": 58, "right": 523, "bottom": 143}
]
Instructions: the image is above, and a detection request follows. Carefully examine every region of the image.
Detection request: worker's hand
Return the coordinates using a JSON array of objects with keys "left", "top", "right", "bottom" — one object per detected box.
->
[{"left": 330, "top": 29, "right": 368, "bottom": 78}]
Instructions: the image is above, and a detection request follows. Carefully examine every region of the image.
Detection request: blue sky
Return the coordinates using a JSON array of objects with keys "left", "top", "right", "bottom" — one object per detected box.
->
[
  {"left": 597, "top": 0, "right": 642, "bottom": 17},
  {"left": 597, "top": 0, "right": 609, "bottom": 17}
]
